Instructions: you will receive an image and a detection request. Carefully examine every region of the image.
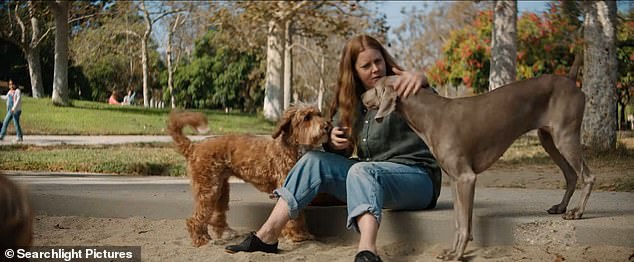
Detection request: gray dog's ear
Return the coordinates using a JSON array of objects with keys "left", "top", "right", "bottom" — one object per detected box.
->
[
  {"left": 374, "top": 77, "right": 398, "bottom": 122},
  {"left": 361, "top": 88, "right": 379, "bottom": 109}
]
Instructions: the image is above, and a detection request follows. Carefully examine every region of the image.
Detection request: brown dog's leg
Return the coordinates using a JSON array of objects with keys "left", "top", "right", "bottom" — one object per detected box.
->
[
  {"left": 187, "top": 175, "right": 221, "bottom": 247},
  {"left": 208, "top": 179, "right": 237, "bottom": 240}
]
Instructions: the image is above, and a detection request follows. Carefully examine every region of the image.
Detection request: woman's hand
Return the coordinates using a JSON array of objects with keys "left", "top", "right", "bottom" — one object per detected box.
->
[
  {"left": 392, "top": 67, "right": 429, "bottom": 98},
  {"left": 329, "top": 126, "right": 350, "bottom": 150}
]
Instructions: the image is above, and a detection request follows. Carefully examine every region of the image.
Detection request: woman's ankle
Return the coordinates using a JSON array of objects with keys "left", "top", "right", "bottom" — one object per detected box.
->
[
  {"left": 357, "top": 246, "right": 377, "bottom": 254},
  {"left": 255, "top": 227, "right": 278, "bottom": 244}
]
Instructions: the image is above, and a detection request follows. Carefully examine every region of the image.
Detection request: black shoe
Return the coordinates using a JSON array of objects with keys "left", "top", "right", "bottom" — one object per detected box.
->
[
  {"left": 354, "top": 250, "right": 382, "bottom": 262},
  {"left": 225, "top": 232, "right": 278, "bottom": 254}
]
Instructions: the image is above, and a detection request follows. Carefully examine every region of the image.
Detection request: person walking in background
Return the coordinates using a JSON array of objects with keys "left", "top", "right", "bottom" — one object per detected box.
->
[{"left": 0, "top": 79, "right": 23, "bottom": 142}]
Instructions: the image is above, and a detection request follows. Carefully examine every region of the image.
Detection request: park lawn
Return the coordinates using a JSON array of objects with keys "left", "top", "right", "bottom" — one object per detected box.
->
[
  {"left": 1, "top": 143, "right": 186, "bottom": 176},
  {"left": 0, "top": 97, "right": 275, "bottom": 135}
]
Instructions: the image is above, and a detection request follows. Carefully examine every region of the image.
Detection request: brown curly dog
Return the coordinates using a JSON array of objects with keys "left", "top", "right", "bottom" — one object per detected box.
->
[{"left": 168, "top": 104, "right": 331, "bottom": 247}]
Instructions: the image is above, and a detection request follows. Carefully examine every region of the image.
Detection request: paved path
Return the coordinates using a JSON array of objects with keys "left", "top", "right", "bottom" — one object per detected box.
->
[{"left": 0, "top": 135, "right": 209, "bottom": 146}]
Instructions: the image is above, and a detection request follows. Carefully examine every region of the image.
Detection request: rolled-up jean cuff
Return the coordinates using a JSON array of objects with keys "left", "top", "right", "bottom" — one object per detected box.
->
[
  {"left": 273, "top": 187, "right": 300, "bottom": 219},
  {"left": 346, "top": 204, "right": 381, "bottom": 233}
]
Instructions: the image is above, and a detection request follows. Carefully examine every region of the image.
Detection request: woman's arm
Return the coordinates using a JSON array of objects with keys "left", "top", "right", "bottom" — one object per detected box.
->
[{"left": 391, "top": 67, "right": 429, "bottom": 98}]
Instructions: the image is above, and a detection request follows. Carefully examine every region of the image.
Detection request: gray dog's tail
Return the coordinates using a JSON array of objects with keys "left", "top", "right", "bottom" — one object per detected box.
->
[
  {"left": 568, "top": 51, "right": 583, "bottom": 81},
  {"left": 167, "top": 111, "right": 209, "bottom": 158}
]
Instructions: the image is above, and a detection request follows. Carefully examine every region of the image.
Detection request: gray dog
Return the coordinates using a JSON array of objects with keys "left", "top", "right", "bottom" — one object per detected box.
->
[{"left": 361, "top": 69, "right": 593, "bottom": 261}]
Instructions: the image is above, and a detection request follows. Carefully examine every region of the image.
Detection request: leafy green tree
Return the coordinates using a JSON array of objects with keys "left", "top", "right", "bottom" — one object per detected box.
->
[
  {"left": 168, "top": 31, "right": 263, "bottom": 112},
  {"left": 427, "top": 1, "right": 582, "bottom": 94},
  {"left": 70, "top": 1, "right": 167, "bottom": 102},
  {"left": 427, "top": 10, "right": 492, "bottom": 94}
]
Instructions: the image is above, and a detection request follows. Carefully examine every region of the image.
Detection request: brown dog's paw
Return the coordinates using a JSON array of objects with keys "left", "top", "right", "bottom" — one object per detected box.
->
[
  {"left": 191, "top": 233, "right": 211, "bottom": 247},
  {"left": 283, "top": 230, "right": 315, "bottom": 242},
  {"left": 187, "top": 218, "right": 211, "bottom": 247},
  {"left": 213, "top": 227, "right": 238, "bottom": 240}
]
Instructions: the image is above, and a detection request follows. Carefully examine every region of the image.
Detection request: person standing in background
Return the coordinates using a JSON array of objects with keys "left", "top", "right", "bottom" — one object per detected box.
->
[{"left": 0, "top": 79, "right": 23, "bottom": 142}]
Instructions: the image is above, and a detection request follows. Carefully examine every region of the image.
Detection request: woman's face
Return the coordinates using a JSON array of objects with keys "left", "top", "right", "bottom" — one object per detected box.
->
[{"left": 355, "top": 48, "right": 386, "bottom": 90}]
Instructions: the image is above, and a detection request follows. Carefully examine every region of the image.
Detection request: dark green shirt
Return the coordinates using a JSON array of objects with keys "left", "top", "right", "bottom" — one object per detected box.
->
[{"left": 326, "top": 107, "right": 442, "bottom": 209}]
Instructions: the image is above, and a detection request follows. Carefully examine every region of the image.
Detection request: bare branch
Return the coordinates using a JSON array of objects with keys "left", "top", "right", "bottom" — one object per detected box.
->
[
  {"left": 68, "top": 13, "right": 100, "bottom": 24},
  {"left": 15, "top": 3, "right": 26, "bottom": 44},
  {"left": 153, "top": 9, "right": 185, "bottom": 24},
  {"left": 33, "top": 27, "right": 53, "bottom": 47}
]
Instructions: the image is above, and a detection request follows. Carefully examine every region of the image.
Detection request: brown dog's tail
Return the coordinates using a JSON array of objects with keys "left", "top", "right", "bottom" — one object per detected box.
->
[{"left": 167, "top": 111, "right": 209, "bottom": 158}]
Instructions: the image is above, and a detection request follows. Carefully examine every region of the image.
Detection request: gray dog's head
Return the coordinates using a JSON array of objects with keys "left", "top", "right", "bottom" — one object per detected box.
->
[{"left": 361, "top": 76, "right": 398, "bottom": 122}]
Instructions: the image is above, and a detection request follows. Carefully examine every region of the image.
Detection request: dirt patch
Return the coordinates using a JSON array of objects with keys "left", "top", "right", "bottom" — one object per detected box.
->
[{"left": 515, "top": 220, "right": 577, "bottom": 247}]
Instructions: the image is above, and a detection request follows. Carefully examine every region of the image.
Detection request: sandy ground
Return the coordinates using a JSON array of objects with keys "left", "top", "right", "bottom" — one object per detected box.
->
[
  {"left": 32, "top": 215, "right": 633, "bottom": 262},
  {"left": 30, "top": 164, "right": 634, "bottom": 262}
]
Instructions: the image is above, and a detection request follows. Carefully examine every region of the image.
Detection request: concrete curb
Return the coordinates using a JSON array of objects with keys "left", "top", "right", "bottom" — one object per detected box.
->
[{"left": 10, "top": 173, "right": 633, "bottom": 247}]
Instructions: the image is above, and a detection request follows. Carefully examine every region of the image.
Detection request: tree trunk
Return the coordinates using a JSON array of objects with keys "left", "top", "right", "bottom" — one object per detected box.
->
[
  {"left": 25, "top": 48, "right": 44, "bottom": 98},
  {"left": 167, "top": 29, "right": 175, "bottom": 109},
  {"left": 167, "top": 12, "right": 185, "bottom": 109},
  {"left": 140, "top": 1, "right": 152, "bottom": 107},
  {"left": 283, "top": 19, "right": 293, "bottom": 110},
  {"left": 141, "top": 37, "right": 149, "bottom": 107},
  {"left": 489, "top": 0, "right": 517, "bottom": 91},
  {"left": 581, "top": 1, "right": 617, "bottom": 151},
  {"left": 51, "top": 0, "right": 69, "bottom": 106},
  {"left": 263, "top": 19, "right": 284, "bottom": 121},
  {"left": 28, "top": 14, "right": 44, "bottom": 98},
  {"left": 318, "top": 54, "right": 324, "bottom": 112}
]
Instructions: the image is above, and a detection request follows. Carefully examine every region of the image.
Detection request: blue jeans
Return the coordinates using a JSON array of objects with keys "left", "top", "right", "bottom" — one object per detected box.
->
[
  {"left": 0, "top": 110, "right": 22, "bottom": 140},
  {"left": 273, "top": 150, "right": 433, "bottom": 232}
]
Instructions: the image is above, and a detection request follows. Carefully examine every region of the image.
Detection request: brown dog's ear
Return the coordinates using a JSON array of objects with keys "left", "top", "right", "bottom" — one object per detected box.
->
[
  {"left": 272, "top": 106, "right": 296, "bottom": 139},
  {"left": 374, "top": 77, "right": 398, "bottom": 122}
]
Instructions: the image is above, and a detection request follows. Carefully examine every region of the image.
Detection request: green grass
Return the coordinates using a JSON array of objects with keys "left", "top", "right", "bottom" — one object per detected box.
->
[
  {"left": 0, "top": 97, "right": 275, "bottom": 135},
  {"left": 0, "top": 97, "right": 275, "bottom": 177},
  {"left": 0, "top": 143, "right": 186, "bottom": 176}
]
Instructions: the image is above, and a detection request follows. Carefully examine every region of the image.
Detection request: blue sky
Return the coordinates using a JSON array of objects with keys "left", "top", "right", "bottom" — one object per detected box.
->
[
  {"left": 378, "top": 1, "right": 550, "bottom": 33},
  {"left": 378, "top": 0, "right": 632, "bottom": 32}
]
